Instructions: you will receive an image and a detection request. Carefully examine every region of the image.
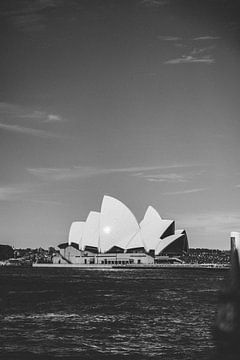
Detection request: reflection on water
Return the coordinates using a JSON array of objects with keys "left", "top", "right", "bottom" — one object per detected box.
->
[{"left": 0, "top": 268, "right": 227, "bottom": 359}]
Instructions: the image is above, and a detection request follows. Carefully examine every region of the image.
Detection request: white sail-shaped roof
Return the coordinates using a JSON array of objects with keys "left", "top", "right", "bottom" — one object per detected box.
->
[
  {"left": 140, "top": 206, "right": 163, "bottom": 251},
  {"left": 155, "top": 234, "right": 185, "bottom": 255},
  {"left": 68, "top": 221, "right": 85, "bottom": 246},
  {"left": 140, "top": 206, "right": 175, "bottom": 251},
  {"left": 175, "top": 229, "right": 185, "bottom": 235},
  {"left": 99, "top": 195, "right": 140, "bottom": 253},
  {"left": 81, "top": 211, "right": 100, "bottom": 250},
  {"left": 126, "top": 231, "right": 144, "bottom": 251},
  {"left": 67, "top": 195, "right": 188, "bottom": 255},
  {"left": 159, "top": 220, "right": 175, "bottom": 239}
]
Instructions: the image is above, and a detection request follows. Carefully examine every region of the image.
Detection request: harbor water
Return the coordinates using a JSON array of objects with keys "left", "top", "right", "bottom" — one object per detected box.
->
[{"left": 0, "top": 267, "right": 228, "bottom": 359}]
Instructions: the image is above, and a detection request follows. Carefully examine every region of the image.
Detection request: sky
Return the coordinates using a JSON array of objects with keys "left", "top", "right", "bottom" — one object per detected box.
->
[{"left": 0, "top": 0, "right": 240, "bottom": 250}]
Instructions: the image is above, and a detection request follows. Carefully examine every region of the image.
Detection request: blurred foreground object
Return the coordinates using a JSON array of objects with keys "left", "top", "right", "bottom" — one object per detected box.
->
[{"left": 214, "top": 232, "right": 240, "bottom": 359}]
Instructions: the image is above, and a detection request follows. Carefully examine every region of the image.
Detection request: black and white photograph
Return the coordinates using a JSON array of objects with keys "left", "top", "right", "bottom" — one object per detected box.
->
[{"left": 0, "top": 0, "right": 240, "bottom": 359}]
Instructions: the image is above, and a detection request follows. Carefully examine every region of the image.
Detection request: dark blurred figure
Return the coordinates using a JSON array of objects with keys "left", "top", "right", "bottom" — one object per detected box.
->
[{"left": 214, "top": 232, "right": 240, "bottom": 360}]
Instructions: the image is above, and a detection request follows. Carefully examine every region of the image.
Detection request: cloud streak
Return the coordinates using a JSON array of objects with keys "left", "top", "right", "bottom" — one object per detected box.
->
[
  {"left": 0, "top": 102, "right": 63, "bottom": 123},
  {"left": 165, "top": 55, "right": 215, "bottom": 65},
  {"left": 158, "top": 35, "right": 220, "bottom": 42},
  {"left": 135, "top": 168, "right": 205, "bottom": 183},
  {"left": 0, "top": 182, "right": 62, "bottom": 204},
  {"left": 0, "top": 122, "right": 62, "bottom": 138},
  {"left": 0, "top": 102, "right": 64, "bottom": 138},
  {"left": 176, "top": 211, "right": 240, "bottom": 233},
  {"left": 162, "top": 188, "right": 207, "bottom": 195},
  {"left": 191, "top": 46, "right": 215, "bottom": 55},
  {"left": 193, "top": 36, "right": 220, "bottom": 41},
  {"left": 45, "top": 114, "right": 63, "bottom": 122},
  {"left": 0, "top": 185, "right": 30, "bottom": 201},
  {"left": 0, "top": 0, "right": 63, "bottom": 32},
  {"left": 141, "top": 173, "right": 188, "bottom": 182},
  {"left": 140, "top": 0, "right": 169, "bottom": 7},
  {"left": 158, "top": 36, "right": 180, "bottom": 41},
  {"left": 27, "top": 163, "right": 205, "bottom": 181},
  {"left": 162, "top": 34, "right": 218, "bottom": 65}
]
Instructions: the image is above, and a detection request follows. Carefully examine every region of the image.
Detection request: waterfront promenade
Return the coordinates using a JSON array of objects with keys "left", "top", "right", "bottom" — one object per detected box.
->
[{"left": 33, "top": 262, "right": 229, "bottom": 270}]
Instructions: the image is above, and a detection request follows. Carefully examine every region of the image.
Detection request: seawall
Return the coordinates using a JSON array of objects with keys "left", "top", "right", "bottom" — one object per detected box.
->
[{"left": 33, "top": 263, "right": 229, "bottom": 270}]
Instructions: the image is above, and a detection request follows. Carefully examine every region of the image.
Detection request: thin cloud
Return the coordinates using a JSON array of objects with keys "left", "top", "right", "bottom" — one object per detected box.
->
[
  {"left": 21, "top": 111, "right": 63, "bottom": 123},
  {"left": 140, "top": 0, "right": 169, "bottom": 7},
  {"left": 27, "top": 163, "right": 205, "bottom": 181},
  {"left": 0, "top": 0, "right": 61, "bottom": 17},
  {"left": 158, "top": 36, "right": 181, "bottom": 41},
  {"left": 193, "top": 36, "right": 220, "bottom": 41},
  {"left": 1, "top": 0, "right": 63, "bottom": 32},
  {"left": 0, "top": 179, "right": 67, "bottom": 206},
  {"left": 45, "top": 114, "right": 63, "bottom": 122},
  {"left": 176, "top": 211, "right": 240, "bottom": 232},
  {"left": 0, "top": 185, "right": 30, "bottom": 201},
  {"left": 0, "top": 122, "right": 62, "bottom": 138},
  {"left": 0, "top": 102, "right": 24, "bottom": 116},
  {"left": 165, "top": 55, "right": 215, "bottom": 64},
  {"left": 27, "top": 166, "right": 104, "bottom": 181},
  {"left": 163, "top": 36, "right": 217, "bottom": 65},
  {"left": 110, "top": 164, "right": 200, "bottom": 173},
  {"left": 158, "top": 35, "right": 219, "bottom": 43},
  {"left": 0, "top": 102, "right": 63, "bottom": 123},
  {"left": 191, "top": 45, "right": 215, "bottom": 55},
  {"left": 138, "top": 173, "right": 189, "bottom": 183},
  {"left": 0, "top": 102, "right": 64, "bottom": 138},
  {"left": 138, "top": 169, "right": 205, "bottom": 183},
  {"left": 162, "top": 188, "right": 207, "bottom": 195},
  {"left": 21, "top": 110, "right": 47, "bottom": 120},
  {"left": 23, "top": 198, "right": 62, "bottom": 205}
]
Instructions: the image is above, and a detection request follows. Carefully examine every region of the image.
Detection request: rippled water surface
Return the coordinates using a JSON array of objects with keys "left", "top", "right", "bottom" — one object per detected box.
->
[{"left": 0, "top": 267, "right": 228, "bottom": 359}]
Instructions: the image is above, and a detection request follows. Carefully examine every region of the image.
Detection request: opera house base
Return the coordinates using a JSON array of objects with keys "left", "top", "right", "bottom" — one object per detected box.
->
[
  {"left": 52, "top": 245, "right": 155, "bottom": 266},
  {"left": 34, "top": 244, "right": 229, "bottom": 269},
  {"left": 35, "top": 244, "right": 213, "bottom": 269},
  {"left": 33, "top": 263, "right": 229, "bottom": 270}
]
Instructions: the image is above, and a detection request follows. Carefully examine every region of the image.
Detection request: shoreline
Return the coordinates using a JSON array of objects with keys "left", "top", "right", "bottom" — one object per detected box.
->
[{"left": 32, "top": 263, "right": 230, "bottom": 270}]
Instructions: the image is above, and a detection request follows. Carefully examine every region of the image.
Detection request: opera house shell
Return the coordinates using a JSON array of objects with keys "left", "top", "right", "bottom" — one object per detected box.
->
[{"left": 66, "top": 195, "right": 188, "bottom": 257}]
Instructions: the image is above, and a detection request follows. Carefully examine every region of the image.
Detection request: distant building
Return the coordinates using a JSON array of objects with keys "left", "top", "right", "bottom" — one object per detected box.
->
[
  {"left": 54, "top": 195, "right": 188, "bottom": 265},
  {"left": 0, "top": 245, "right": 14, "bottom": 261}
]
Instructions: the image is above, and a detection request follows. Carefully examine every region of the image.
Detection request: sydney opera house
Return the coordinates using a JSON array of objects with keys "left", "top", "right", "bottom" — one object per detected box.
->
[{"left": 55, "top": 195, "right": 188, "bottom": 266}]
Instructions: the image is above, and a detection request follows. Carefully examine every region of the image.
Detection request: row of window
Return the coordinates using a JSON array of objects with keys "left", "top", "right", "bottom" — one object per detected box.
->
[{"left": 84, "top": 259, "right": 141, "bottom": 265}]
